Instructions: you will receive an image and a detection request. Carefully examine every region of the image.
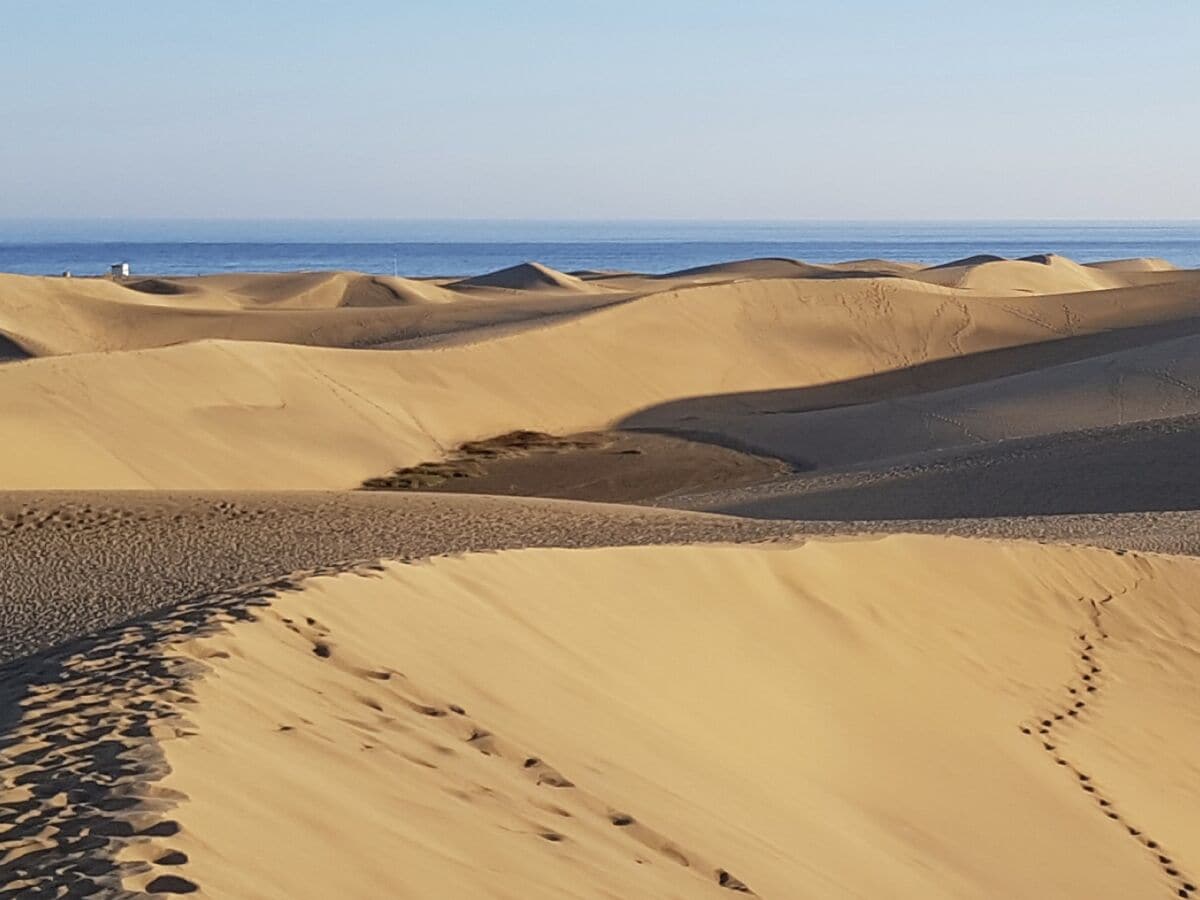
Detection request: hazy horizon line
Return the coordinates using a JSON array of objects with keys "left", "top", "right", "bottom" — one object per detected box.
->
[{"left": 5, "top": 216, "right": 1200, "bottom": 224}]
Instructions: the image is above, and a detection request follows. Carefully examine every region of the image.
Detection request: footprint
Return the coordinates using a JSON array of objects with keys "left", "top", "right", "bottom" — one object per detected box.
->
[
  {"left": 659, "top": 844, "right": 691, "bottom": 867},
  {"left": 144, "top": 874, "right": 198, "bottom": 894},
  {"left": 717, "top": 869, "right": 754, "bottom": 893}
]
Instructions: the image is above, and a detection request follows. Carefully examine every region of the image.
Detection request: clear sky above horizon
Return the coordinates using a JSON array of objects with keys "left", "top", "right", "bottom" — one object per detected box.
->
[{"left": 2, "top": 2, "right": 1197, "bottom": 220}]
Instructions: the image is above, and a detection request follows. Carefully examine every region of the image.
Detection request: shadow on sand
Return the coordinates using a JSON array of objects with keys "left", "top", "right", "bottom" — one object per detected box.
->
[{"left": 617, "top": 317, "right": 1200, "bottom": 520}]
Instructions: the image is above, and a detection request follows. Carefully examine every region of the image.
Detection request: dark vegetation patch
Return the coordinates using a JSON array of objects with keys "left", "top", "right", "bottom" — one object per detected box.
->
[{"left": 361, "top": 430, "right": 792, "bottom": 504}]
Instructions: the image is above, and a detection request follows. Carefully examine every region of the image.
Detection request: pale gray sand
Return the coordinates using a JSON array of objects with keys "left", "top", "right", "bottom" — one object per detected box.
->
[
  {"left": 679, "top": 415, "right": 1200, "bottom": 521},
  {"left": 4, "top": 491, "right": 1200, "bottom": 667}
]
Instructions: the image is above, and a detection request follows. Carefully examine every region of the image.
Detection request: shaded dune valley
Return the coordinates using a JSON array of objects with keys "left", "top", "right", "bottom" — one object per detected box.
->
[{"left": 4, "top": 251, "right": 1200, "bottom": 898}]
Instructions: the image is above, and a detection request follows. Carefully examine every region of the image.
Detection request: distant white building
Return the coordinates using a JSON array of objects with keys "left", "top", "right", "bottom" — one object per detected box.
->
[{"left": 111, "top": 262, "right": 130, "bottom": 277}]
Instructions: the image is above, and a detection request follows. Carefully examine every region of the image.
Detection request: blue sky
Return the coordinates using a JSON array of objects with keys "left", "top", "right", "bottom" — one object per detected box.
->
[{"left": 1, "top": 2, "right": 1197, "bottom": 219}]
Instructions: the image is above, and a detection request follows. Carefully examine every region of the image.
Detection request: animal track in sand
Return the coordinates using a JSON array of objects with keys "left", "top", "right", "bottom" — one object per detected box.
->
[{"left": 1019, "top": 589, "right": 1196, "bottom": 898}]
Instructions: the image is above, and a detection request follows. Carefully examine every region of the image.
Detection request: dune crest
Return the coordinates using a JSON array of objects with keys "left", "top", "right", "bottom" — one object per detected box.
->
[
  {"left": 451, "top": 261, "right": 606, "bottom": 293},
  {"left": 657, "top": 257, "right": 829, "bottom": 281},
  {"left": 1087, "top": 257, "right": 1176, "bottom": 273},
  {"left": 914, "top": 253, "right": 1127, "bottom": 294}
]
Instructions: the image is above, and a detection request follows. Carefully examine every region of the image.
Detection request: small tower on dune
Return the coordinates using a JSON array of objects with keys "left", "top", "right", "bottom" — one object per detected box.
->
[{"left": 111, "top": 262, "right": 130, "bottom": 278}]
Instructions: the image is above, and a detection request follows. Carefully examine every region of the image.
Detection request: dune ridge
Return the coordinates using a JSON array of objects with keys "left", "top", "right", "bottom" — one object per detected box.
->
[
  {"left": 1086, "top": 257, "right": 1177, "bottom": 273},
  {"left": 450, "top": 261, "right": 610, "bottom": 293},
  {"left": 912, "top": 253, "right": 1127, "bottom": 294}
]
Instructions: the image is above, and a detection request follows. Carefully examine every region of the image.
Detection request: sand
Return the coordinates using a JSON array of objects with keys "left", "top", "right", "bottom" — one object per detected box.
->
[
  {"left": 8, "top": 490, "right": 1200, "bottom": 670},
  {"left": 683, "top": 414, "right": 1200, "bottom": 521},
  {"left": 5, "top": 252, "right": 1200, "bottom": 898},
  {"left": 0, "top": 491, "right": 797, "bottom": 666},
  {"left": 5, "top": 537, "right": 1200, "bottom": 897},
  {"left": 912, "top": 253, "right": 1128, "bottom": 293},
  {"left": 4, "top": 257, "right": 1200, "bottom": 491},
  {"left": 623, "top": 328, "right": 1200, "bottom": 475},
  {"left": 360, "top": 429, "right": 794, "bottom": 502}
]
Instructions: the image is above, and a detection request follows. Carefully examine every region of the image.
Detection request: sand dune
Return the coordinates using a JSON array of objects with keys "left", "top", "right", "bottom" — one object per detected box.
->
[
  {"left": 913, "top": 253, "right": 1128, "bottom": 294},
  {"left": 652, "top": 257, "right": 927, "bottom": 282},
  {"left": 0, "top": 270, "right": 459, "bottom": 316},
  {"left": 1087, "top": 257, "right": 1177, "bottom": 273},
  {"left": 4, "top": 259, "right": 1200, "bottom": 489},
  {"left": 654, "top": 256, "right": 831, "bottom": 281},
  {"left": 826, "top": 257, "right": 924, "bottom": 275},
  {"left": 0, "top": 491, "right": 796, "bottom": 665},
  {"left": 7, "top": 536, "right": 1200, "bottom": 897},
  {"left": 450, "top": 261, "right": 608, "bottom": 293},
  {"left": 7, "top": 490, "right": 1200, "bottom": 669},
  {"left": 6, "top": 249, "right": 1200, "bottom": 898},
  {"left": 0, "top": 271, "right": 632, "bottom": 356},
  {"left": 631, "top": 329, "right": 1200, "bottom": 473},
  {"left": 121, "top": 270, "right": 467, "bottom": 308},
  {"left": 176, "top": 271, "right": 463, "bottom": 308},
  {"left": 586, "top": 257, "right": 922, "bottom": 291}
]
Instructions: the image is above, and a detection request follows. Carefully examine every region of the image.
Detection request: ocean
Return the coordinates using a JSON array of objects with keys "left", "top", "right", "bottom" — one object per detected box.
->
[{"left": 1, "top": 220, "right": 1198, "bottom": 277}]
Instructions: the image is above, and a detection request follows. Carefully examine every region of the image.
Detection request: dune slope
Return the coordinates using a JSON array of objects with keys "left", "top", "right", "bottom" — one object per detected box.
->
[
  {"left": 450, "top": 261, "right": 608, "bottom": 293},
  {"left": 689, "top": 414, "right": 1200, "bottom": 521},
  {"left": 8, "top": 536, "right": 1195, "bottom": 898},
  {"left": 0, "top": 271, "right": 631, "bottom": 356},
  {"left": 636, "top": 330, "right": 1200, "bottom": 472},
  {"left": 5, "top": 269, "right": 1200, "bottom": 489},
  {"left": 912, "top": 253, "right": 1127, "bottom": 294}
]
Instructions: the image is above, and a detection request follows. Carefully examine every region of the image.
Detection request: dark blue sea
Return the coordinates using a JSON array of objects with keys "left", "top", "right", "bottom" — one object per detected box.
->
[{"left": 1, "top": 220, "right": 1197, "bottom": 277}]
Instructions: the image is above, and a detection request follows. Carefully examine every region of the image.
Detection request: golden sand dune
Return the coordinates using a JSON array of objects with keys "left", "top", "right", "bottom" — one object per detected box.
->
[
  {"left": 6, "top": 536, "right": 1200, "bottom": 897},
  {"left": 6, "top": 490, "right": 1200, "bottom": 668},
  {"left": 830, "top": 257, "right": 925, "bottom": 274},
  {"left": 5, "top": 252, "right": 1200, "bottom": 899},
  {"left": 174, "top": 271, "right": 464, "bottom": 308},
  {"left": 1, "top": 269, "right": 458, "bottom": 316},
  {"left": 913, "top": 253, "right": 1128, "bottom": 294},
  {"left": 450, "top": 261, "right": 612, "bottom": 293},
  {"left": 0, "top": 271, "right": 632, "bottom": 356},
  {"left": 586, "top": 257, "right": 921, "bottom": 291},
  {"left": 653, "top": 256, "right": 833, "bottom": 281},
  {"left": 0, "top": 491, "right": 797, "bottom": 665},
  {"left": 1086, "top": 257, "right": 1177, "bottom": 273},
  {"left": 3, "top": 258, "right": 1200, "bottom": 489},
  {"left": 652, "top": 257, "right": 927, "bottom": 282}
]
